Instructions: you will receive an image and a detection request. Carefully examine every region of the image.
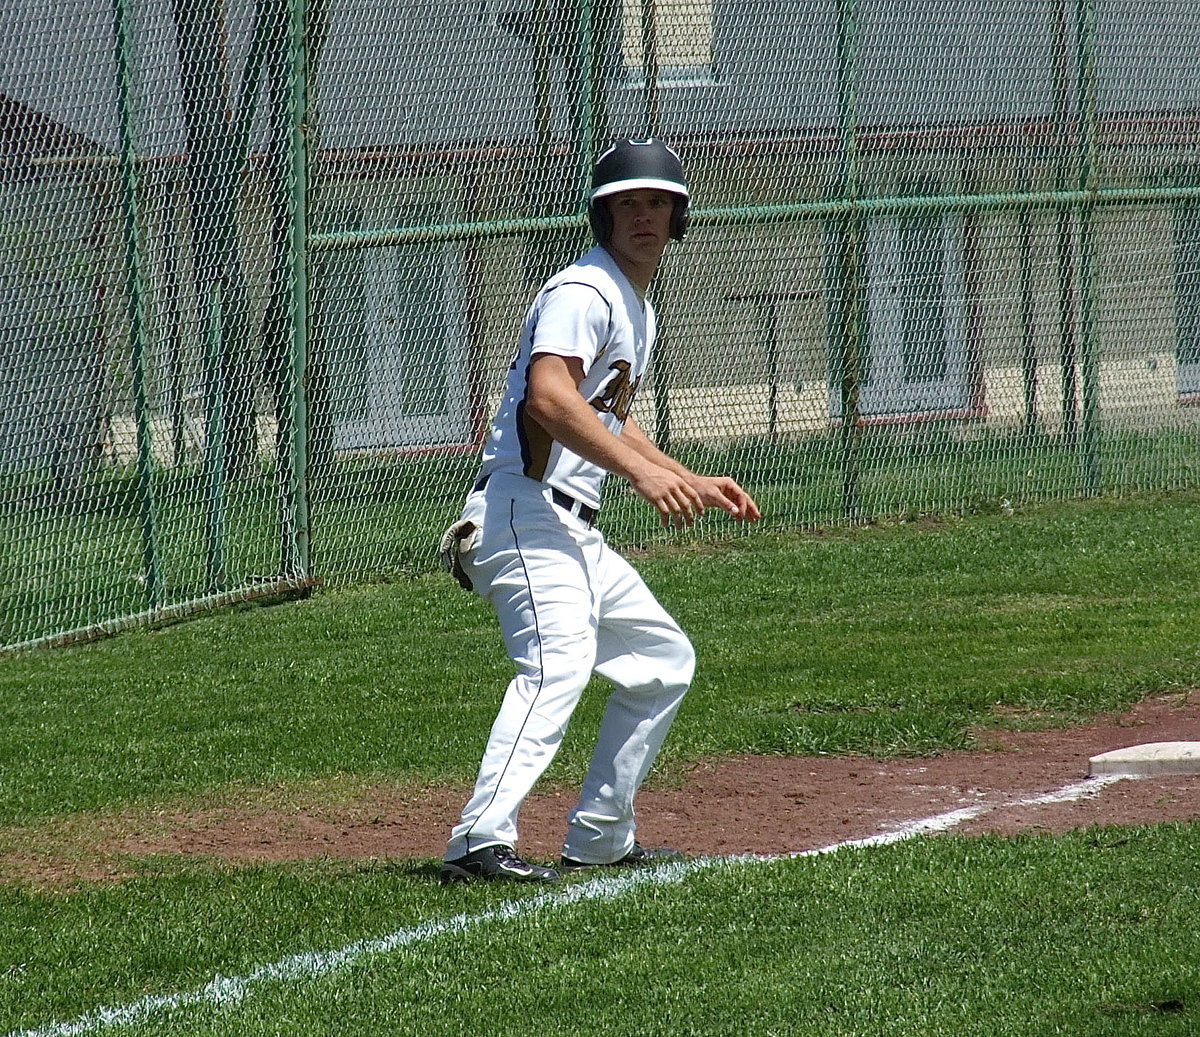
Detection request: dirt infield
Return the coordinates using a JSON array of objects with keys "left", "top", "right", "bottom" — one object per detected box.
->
[{"left": 7, "top": 691, "right": 1200, "bottom": 885}]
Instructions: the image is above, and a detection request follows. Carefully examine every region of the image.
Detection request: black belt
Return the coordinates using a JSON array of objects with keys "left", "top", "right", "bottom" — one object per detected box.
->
[
  {"left": 472, "top": 473, "right": 598, "bottom": 527},
  {"left": 550, "top": 488, "right": 599, "bottom": 527}
]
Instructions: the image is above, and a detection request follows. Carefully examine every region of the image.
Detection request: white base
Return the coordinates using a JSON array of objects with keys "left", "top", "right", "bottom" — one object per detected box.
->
[{"left": 1088, "top": 741, "right": 1200, "bottom": 777}]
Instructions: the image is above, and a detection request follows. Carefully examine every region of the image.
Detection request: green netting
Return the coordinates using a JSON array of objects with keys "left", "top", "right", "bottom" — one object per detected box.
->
[{"left": 3, "top": 0, "right": 1200, "bottom": 649}]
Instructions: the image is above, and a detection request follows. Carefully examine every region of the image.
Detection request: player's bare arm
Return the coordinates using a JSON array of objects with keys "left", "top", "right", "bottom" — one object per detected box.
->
[
  {"left": 524, "top": 353, "right": 706, "bottom": 525},
  {"left": 623, "top": 417, "right": 761, "bottom": 523}
]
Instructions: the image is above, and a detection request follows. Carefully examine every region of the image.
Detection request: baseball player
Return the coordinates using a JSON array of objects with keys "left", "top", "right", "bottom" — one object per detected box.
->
[{"left": 439, "top": 138, "right": 760, "bottom": 884}]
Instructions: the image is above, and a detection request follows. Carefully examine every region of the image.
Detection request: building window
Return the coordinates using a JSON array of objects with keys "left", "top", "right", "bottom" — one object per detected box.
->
[
  {"left": 827, "top": 185, "right": 976, "bottom": 422},
  {"left": 897, "top": 206, "right": 951, "bottom": 385},
  {"left": 1174, "top": 200, "right": 1200, "bottom": 400},
  {"left": 318, "top": 197, "right": 470, "bottom": 451},
  {"left": 621, "top": 0, "right": 713, "bottom": 86}
]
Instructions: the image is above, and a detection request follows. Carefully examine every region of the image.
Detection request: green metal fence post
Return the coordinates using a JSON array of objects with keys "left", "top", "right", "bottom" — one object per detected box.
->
[
  {"left": 1052, "top": 0, "right": 1080, "bottom": 449},
  {"left": 577, "top": 0, "right": 595, "bottom": 196},
  {"left": 286, "top": 0, "right": 311, "bottom": 580},
  {"left": 763, "top": 296, "right": 780, "bottom": 438},
  {"left": 1018, "top": 177, "right": 1041, "bottom": 439},
  {"left": 636, "top": 0, "right": 674, "bottom": 453},
  {"left": 112, "top": 0, "right": 162, "bottom": 610},
  {"left": 640, "top": 0, "right": 661, "bottom": 136},
  {"left": 204, "top": 283, "right": 227, "bottom": 592},
  {"left": 833, "top": 0, "right": 865, "bottom": 521},
  {"left": 1075, "top": 0, "right": 1103, "bottom": 493}
]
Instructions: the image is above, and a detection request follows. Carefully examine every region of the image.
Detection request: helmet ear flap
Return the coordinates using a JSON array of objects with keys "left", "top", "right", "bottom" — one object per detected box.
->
[{"left": 670, "top": 198, "right": 690, "bottom": 241}]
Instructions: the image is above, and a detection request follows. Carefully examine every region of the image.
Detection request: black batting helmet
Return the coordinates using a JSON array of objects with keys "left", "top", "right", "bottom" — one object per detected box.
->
[{"left": 588, "top": 138, "right": 690, "bottom": 243}]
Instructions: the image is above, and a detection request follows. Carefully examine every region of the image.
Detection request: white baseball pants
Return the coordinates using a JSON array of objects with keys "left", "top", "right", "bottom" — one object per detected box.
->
[{"left": 445, "top": 472, "right": 695, "bottom": 865}]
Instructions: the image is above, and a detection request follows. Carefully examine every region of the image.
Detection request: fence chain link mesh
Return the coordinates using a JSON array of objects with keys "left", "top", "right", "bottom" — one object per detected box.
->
[{"left": 2, "top": 0, "right": 1199, "bottom": 648}]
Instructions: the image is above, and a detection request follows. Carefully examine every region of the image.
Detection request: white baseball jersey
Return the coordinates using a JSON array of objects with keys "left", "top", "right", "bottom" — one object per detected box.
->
[
  {"left": 445, "top": 243, "right": 693, "bottom": 867},
  {"left": 477, "top": 244, "right": 654, "bottom": 509}
]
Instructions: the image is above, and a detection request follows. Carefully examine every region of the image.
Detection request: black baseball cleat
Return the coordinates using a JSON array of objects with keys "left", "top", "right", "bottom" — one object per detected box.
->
[
  {"left": 439, "top": 845, "right": 561, "bottom": 886},
  {"left": 560, "top": 842, "right": 685, "bottom": 871}
]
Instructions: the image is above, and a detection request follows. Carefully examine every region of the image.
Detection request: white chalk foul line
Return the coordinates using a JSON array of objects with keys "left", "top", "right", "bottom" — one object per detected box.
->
[
  {"left": 814, "top": 773, "right": 1127, "bottom": 854},
  {"left": 8, "top": 773, "right": 1127, "bottom": 1037}
]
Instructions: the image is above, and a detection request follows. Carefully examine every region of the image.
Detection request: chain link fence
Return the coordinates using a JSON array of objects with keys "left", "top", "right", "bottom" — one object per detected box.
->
[{"left": 3, "top": 0, "right": 1200, "bottom": 649}]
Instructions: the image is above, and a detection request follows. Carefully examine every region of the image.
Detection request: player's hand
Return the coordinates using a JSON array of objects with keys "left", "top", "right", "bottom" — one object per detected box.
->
[
  {"left": 630, "top": 464, "right": 707, "bottom": 528},
  {"left": 688, "top": 475, "right": 761, "bottom": 523}
]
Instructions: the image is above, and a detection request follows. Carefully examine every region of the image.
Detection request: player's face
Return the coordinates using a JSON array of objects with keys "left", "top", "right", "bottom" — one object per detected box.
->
[{"left": 604, "top": 188, "right": 675, "bottom": 286}]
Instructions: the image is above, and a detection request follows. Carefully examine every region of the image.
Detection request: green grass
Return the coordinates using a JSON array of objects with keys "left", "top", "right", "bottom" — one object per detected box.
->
[
  {"left": 3, "top": 493, "right": 1200, "bottom": 822},
  {"left": 2, "top": 826, "right": 1198, "bottom": 1035},
  {"left": 2, "top": 493, "right": 1200, "bottom": 1034},
  {"left": 5, "top": 423, "right": 1200, "bottom": 647}
]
